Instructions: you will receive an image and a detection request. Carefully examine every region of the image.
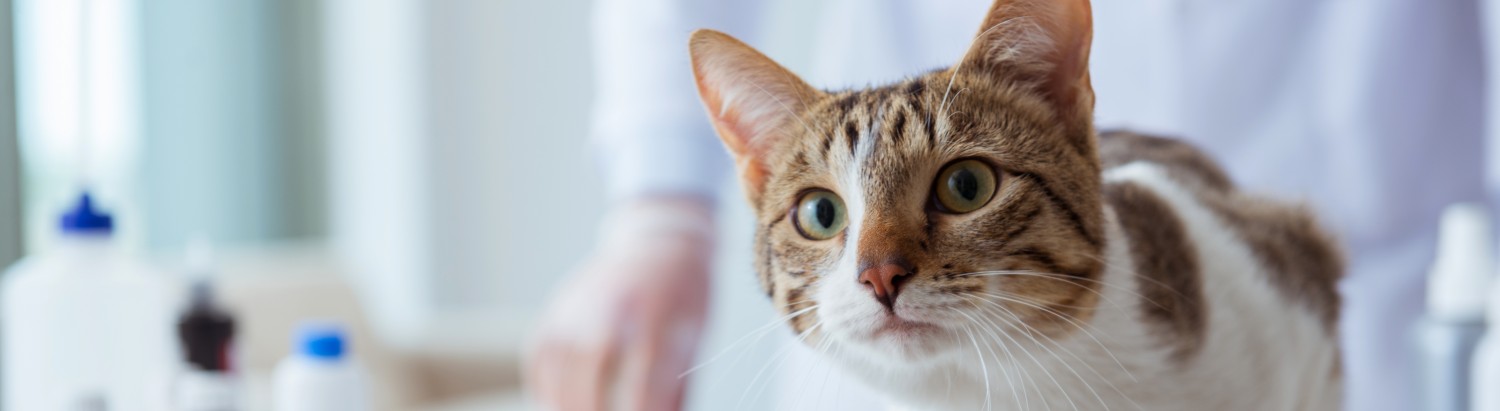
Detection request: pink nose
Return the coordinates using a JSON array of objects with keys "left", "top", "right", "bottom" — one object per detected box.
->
[{"left": 859, "top": 262, "right": 912, "bottom": 311}]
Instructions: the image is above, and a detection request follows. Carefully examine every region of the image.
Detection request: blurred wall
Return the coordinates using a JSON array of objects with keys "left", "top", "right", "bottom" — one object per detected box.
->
[
  {"left": 0, "top": 0, "right": 18, "bottom": 267},
  {"left": 420, "top": 0, "right": 821, "bottom": 322},
  {"left": 274, "top": 0, "right": 327, "bottom": 240},
  {"left": 425, "top": 0, "right": 598, "bottom": 311},
  {"left": 324, "top": 0, "right": 602, "bottom": 345},
  {"left": 139, "top": 0, "right": 280, "bottom": 250},
  {"left": 324, "top": 0, "right": 433, "bottom": 345},
  {"left": 139, "top": 0, "right": 325, "bottom": 252}
]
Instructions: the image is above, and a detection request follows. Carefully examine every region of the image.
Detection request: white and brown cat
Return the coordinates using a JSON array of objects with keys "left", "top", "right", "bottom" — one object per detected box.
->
[{"left": 688, "top": 0, "right": 1342, "bottom": 409}]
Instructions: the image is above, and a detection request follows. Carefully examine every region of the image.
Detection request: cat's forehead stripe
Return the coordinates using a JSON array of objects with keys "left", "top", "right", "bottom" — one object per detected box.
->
[
  {"left": 888, "top": 106, "right": 907, "bottom": 146},
  {"left": 815, "top": 83, "right": 938, "bottom": 175},
  {"left": 843, "top": 120, "right": 859, "bottom": 157}
]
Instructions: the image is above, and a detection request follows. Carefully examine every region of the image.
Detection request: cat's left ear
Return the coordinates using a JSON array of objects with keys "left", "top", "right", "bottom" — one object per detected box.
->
[
  {"left": 959, "top": 0, "right": 1094, "bottom": 114},
  {"left": 690, "top": 29, "right": 822, "bottom": 202}
]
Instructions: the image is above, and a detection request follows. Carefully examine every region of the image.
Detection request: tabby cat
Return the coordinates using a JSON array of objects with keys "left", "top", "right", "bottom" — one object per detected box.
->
[{"left": 688, "top": 0, "right": 1343, "bottom": 409}]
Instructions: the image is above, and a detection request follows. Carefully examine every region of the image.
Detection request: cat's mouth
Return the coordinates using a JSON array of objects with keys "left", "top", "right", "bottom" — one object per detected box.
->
[{"left": 840, "top": 314, "right": 955, "bottom": 360}]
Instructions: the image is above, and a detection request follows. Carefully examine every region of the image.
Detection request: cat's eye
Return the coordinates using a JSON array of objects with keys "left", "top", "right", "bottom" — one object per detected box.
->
[
  {"left": 793, "top": 190, "right": 848, "bottom": 240},
  {"left": 934, "top": 159, "right": 998, "bottom": 213}
]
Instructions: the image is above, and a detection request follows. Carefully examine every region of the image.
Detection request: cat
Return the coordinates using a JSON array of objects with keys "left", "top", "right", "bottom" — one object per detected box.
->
[{"left": 687, "top": 0, "right": 1343, "bottom": 409}]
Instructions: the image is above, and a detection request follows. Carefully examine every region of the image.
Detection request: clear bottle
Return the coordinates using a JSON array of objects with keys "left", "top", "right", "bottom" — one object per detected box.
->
[
  {"left": 1, "top": 192, "right": 181, "bottom": 411},
  {"left": 272, "top": 321, "right": 370, "bottom": 411},
  {"left": 1419, "top": 203, "right": 1494, "bottom": 411}
]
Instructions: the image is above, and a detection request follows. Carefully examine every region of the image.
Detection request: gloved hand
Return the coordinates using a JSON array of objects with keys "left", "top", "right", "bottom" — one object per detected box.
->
[{"left": 525, "top": 197, "right": 715, "bottom": 411}]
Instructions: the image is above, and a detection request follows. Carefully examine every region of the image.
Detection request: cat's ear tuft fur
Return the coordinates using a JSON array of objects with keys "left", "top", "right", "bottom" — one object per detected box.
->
[
  {"left": 958, "top": 0, "right": 1094, "bottom": 114},
  {"left": 690, "top": 29, "right": 821, "bottom": 201}
]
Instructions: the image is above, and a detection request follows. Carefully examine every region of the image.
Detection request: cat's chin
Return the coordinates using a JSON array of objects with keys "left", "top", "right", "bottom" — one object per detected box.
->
[{"left": 833, "top": 316, "right": 958, "bottom": 363}]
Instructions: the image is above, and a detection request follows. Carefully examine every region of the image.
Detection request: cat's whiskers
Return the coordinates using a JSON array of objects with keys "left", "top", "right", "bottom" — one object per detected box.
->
[
  {"left": 680, "top": 304, "right": 820, "bottom": 379},
  {"left": 967, "top": 288, "right": 1140, "bottom": 384},
  {"left": 960, "top": 269, "right": 1166, "bottom": 384},
  {"left": 1013, "top": 313, "right": 1146, "bottom": 411},
  {"left": 940, "top": 324, "right": 958, "bottom": 400},
  {"left": 956, "top": 321, "right": 996, "bottom": 410},
  {"left": 972, "top": 289, "right": 1146, "bottom": 408},
  {"left": 784, "top": 297, "right": 818, "bottom": 308},
  {"left": 812, "top": 332, "right": 843, "bottom": 408},
  {"left": 959, "top": 305, "right": 1062, "bottom": 411},
  {"left": 986, "top": 301, "right": 1089, "bottom": 411},
  {"left": 951, "top": 307, "right": 1026, "bottom": 410},
  {"left": 1009, "top": 305, "right": 1138, "bottom": 411},
  {"left": 967, "top": 295, "right": 1141, "bottom": 411},
  {"left": 971, "top": 290, "right": 1094, "bottom": 310},
  {"left": 958, "top": 269, "right": 1172, "bottom": 313},
  {"left": 1078, "top": 252, "right": 1195, "bottom": 302},
  {"left": 967, "top": 290, "right": 1111, "bottom": 337},
  {"left": 970, "top": 310, "right": 1024, "bottom": 411},
  {"left": 961, "top": 288, "right": 1094, "bottom": 329},
  {"left": 789, "top": 321, "right": 839, "bottom": 405},
  {"left": 736, "top": 321, "right": 823, "bottom": 411},
  {"left": 975, "top": 300, "right": 1097, "bottom": 411}
]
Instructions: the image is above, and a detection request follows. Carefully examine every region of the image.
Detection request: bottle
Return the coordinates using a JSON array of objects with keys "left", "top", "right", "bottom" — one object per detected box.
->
[
  {"left": 1475, "top": 246, "right": 1500, "bottom": 410},
  {"left": 1, "top": 192, "right": 180, "bottom": 410},
  {"left": 172, "top": 279, "right": 239, "bottom": 411},
  {"left": 272, "top": 321, "right": 371, "bottom": 411},
  {"left": 1419, "top": 204, "right": 1494, "bottom": 411}
]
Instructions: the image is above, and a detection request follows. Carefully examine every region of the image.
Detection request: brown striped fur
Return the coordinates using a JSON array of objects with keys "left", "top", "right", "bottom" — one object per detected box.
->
[
  {"left": 1102, "top": 181, "right": 1206, "bottom": 361},
  {"left": 1101, "top": 131, "right": 1343, "bottom": 331}
]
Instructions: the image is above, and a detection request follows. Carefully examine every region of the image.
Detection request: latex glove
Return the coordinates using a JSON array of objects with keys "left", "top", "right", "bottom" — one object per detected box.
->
[{"left": 525, "top": 197, "right": 715, "bottom": 411}]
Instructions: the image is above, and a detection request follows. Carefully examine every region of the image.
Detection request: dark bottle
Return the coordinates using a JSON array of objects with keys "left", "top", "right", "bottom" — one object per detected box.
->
[{"left": 173, "top": 280, "right": 240, "bottom": 411}]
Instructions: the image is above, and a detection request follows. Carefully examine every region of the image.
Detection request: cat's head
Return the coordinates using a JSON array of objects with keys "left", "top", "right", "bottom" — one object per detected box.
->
[{"left": 691, "top": 0, "right": 1102, "bottom": 365}]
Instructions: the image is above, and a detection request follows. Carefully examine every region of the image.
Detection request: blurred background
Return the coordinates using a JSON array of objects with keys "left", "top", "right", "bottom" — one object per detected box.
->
[
  {"left": 8, "top": 1, "right": 1496, "bottom": 411},
  {"left": 0, "top": 0, "right": 837, "bottom": 410}
]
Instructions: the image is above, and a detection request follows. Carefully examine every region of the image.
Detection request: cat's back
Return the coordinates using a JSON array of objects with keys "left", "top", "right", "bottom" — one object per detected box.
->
[
  {"left": 1096, "top": 130, "right": 1343, "bottom": 409},
  {"left": 1097, "top": 130, "right": 1342, "bottom": 326}
]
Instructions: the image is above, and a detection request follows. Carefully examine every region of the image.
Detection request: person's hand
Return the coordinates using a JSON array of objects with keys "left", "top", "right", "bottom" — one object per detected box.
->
[{"left": 526, "top": 197, "right": 715, "bottom": 411}]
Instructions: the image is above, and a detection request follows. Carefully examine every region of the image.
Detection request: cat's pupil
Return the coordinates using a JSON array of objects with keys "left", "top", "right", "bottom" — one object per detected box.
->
[
  {"left": 952, "top": 169, "right": 979, "bottom": 200},
  {"left": 816, "top": 198, "right": 835, "bottom": 228}
]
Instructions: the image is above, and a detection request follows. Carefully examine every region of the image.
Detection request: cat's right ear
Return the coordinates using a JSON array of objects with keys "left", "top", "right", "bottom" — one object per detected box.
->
[
  {"left": 958, "top": 0, "right": 1094, "bottom": 116},
  {"left": 690, "top": 29, "right": 821, "bottom": 201}
]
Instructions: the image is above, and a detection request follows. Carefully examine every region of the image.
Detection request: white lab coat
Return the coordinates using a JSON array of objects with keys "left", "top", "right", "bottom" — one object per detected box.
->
[{"left": 591, "top": 0, "right": 1491, "bottom": 410}]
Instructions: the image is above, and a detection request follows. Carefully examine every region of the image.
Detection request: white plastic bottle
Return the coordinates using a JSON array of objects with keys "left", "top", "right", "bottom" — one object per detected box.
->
[
  {"left": 1, "top": 193, "right": 181, "bottom": 411},
  {"left": 1418, "top": 204, "right": 1494, "bottom": 411},
  {"left": 1475, "top": 251, "right": 1500, "bottom": 410},
  {"left": 272, "top": 321, "right": 370, "bottom": 411}
]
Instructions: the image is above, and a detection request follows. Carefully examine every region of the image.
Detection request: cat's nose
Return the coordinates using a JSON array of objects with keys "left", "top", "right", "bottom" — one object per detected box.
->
[{"left": 859, "top": 260, "right": 914, "bottom": 311}]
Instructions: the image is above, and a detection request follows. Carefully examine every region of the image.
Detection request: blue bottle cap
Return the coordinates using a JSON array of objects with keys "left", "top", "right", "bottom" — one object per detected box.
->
[
  {"left": 59, "top": 192, "right": 114, "bottom": 234},
  {"left": 295, "top": 321, "right": 348, "bottom": 361}
]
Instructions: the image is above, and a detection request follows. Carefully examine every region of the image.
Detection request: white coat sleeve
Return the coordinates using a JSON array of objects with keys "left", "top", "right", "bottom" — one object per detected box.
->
[
  {"left": 590, "top": 0, "right": 766, "bottom": 202},
  {"left": 1486, "top": 0, "right": 1500, "bottom": 225}
]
